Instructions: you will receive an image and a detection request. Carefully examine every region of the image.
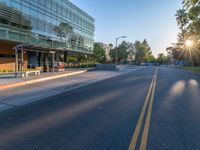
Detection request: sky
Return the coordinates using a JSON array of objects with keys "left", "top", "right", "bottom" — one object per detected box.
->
[{"left": 71, "top": 0, "right": 182, "bottom": 57}]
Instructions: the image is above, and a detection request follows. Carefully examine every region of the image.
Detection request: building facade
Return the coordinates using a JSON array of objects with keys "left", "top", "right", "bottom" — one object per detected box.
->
[
  {"left": 97, "top": 42, "right": 112, "bottom": 62},
  {"left": 0, "top": 0, "right": 95, "bottom": 71}
]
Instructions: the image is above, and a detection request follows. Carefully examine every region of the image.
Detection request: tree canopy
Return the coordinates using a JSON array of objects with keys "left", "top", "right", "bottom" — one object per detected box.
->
[
  {"left": 134, "top": 39, "right": 155, "bottom": 64},
  {"left": 109, "top": 41, "right": 130, "bottom": 63},
  {"left": 167, "top": 0, "right": 200, "bottom": 65},
  {"left": 93, "top": 43, "right": 106, "bottom": 63}
]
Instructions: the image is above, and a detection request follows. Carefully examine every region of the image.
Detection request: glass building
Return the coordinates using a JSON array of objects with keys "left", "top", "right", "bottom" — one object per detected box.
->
[
  {"left": 0, "top": 0, "right": 95, "bottom": 71},
  {"left": 0, "top": 0, "right": 95, "bottom": 53}
]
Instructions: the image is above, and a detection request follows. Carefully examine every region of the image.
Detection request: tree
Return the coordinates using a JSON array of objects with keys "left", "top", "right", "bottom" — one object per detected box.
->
[
  {"left": 167, "top": 0, "right": 200, "bottom": 65},
  {"left": 53, "top": 22, "right": 74, "bottom": 63},
  {"left": 166, "top": 8, "right": 193, "bottom": 62},
  {"left": 109, "top": 43, "right": 113, "bottom": 49},
  {"left": 117, "top": 41, "right": 130, "bottom": 63},
  {"left": 142, "top": 39, "right": 153, "bottom": 62},
  {"left": 157, "top": 53, "right": 168, "bottom": 64},
  {"left": 109, "top": 48, "right": 115, "bottom": 63},
  {"left": 93, "top": 43, "right": 105, "bottom": 63},
  {"left": 134, "top": 41, "right": 145, "bottom": 64},
  {"left": 134, "top": 39, "right": 153, "bottom": 64},
  {"left": 53, "top": 22, "right": 73, "bottom": 45},
  {"left": 67, "top": 55, "right": 78, "bottom": 63},
  {"left": 148, "top": 55, "right": 156, "bottom": 62},
  {"left": 183, "top": 0, "right": 199, "bottom": 8},
  {"left": 109, "top": 41, "right": 129, "bottom": 64},
  {"left": 175, "top": 8, "right": 189, "bottom": 42}
]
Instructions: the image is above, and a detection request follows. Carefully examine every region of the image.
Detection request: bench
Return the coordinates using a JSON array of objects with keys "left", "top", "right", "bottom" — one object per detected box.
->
[{"left": 22, "top": 70, "right": 41, "bottom": 78}]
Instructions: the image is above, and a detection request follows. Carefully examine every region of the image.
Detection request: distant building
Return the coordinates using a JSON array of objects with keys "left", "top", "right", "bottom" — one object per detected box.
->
[
  {"left": 127, "top": 44, "right": 136, "bottom": 62},
  {"left": 0, "top": 0, "right": 95, "bottom": 71},
  {"left": 97, "top": 42, "right": 112, "bottom": 61}
]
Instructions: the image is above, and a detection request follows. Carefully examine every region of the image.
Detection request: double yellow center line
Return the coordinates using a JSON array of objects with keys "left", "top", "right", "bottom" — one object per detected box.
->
[{"left": 129, "top": 68, "right": 158, "bottom": 150}]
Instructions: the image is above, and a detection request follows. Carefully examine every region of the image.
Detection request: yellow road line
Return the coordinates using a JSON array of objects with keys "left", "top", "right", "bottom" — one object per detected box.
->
[
  {"left": 139, "top": 68, "right": 158, "bottom": 150},
  {"left": 128, "top": 69, "right": 157, "bottom": 150}
]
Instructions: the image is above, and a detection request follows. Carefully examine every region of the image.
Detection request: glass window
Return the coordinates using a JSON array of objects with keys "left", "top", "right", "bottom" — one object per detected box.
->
[
  {"left": 32, "top": 0, "right": 38, "bottom": 3},
  {"left": 71, "top": 12, "right": 75, "bottom": 21},
  {"left": 45, "top": 16, "right": 51, "bottom": 23},
  {"left": 22, "top": 4, "right": 30, "bottom": 15},
  {"left": 0, "top": 0, "right": 10, "bottom": 6},
  {"left": 0, "top": 54, "right": 15, "bottom": 58},
  {"left": 46, "top": 0, "right": 52, "bottom": 10},
  {"left": 39, "top": 13, "right": 45, "bottom": 20},
  {"left": 11, "top": 1, "right": 21, "bottom": 11},
  {"left": 39, "top": 0, "right": 45, "bottom": 6},
  {"left": 67, "top": 10, "right": 70, "bottom": 19},
  {"left": 58, "top": 4, "right": 62, "bottom": 15},
  {"left": 52, "top": 1, "right": 57, "bottom": 12},
  {"left": 62, "top": 6, "right": 65, "bottom": 16},
  {"left": 31, "top": 9, "right": 39, "bottom": 18}
]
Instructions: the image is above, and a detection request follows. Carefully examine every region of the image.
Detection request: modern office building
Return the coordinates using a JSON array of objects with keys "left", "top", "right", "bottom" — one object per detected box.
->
[{"left": 0, "top": 0, "right": 95, "bottom": 72}]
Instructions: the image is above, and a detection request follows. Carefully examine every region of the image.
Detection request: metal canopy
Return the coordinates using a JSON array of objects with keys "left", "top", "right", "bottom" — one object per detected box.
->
[
  {"left": 13, "top": 44, "right": 63, "bottom": 77},
  {"left": 13, "top": 44, "right": 64, "bottom": 53}
]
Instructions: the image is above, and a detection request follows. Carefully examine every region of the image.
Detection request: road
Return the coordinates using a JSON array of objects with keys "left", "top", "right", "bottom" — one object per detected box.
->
[{"left": 0, "top": 67, "right": 200, "bottom": 150}]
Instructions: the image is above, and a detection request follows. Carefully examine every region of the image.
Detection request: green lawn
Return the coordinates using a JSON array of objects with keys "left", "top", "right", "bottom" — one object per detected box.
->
[
  {"left": 0, "top": 69, "right": 37, "bottom": 73},
  {"left": 181, "top": 66, "right": 200, "bottom": 73}
]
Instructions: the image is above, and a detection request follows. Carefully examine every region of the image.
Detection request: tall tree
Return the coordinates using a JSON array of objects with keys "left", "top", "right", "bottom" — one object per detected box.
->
[
  {"left": 157, "top": 53, "right": 168, "bottom": 64},
  {"left": 134, "top": 41, "right": 145, "bottom": 64},
  {"left": 142, "top": 39, "right": 152, "bottom": 62},
  {"left": 175, "top": 8, "right": 189, "bottom": 42},
  {"left": 134, "top": 40, "right": 153, "bottom": 64},
  {"left": 167, "top": 0, "right": 200, "bottom": 65},
  {"left": 93, "top": 43, "right": 105, "bottom": 63},
  {"left": 109, "top": 41, "right": 129, "bottom": 64},
  {"left": 183, "top": 0, "right": 199, "bottom": 8}
]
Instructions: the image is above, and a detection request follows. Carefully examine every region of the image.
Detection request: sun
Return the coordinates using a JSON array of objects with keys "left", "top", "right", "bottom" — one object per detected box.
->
[{"left": 185, "top": 40, "right": 194, "bottom": 48}]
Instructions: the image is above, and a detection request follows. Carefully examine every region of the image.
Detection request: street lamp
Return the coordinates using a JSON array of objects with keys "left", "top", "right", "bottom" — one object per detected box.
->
[{"left": 115, "top": 36, "right": 127, "bottom": 66}]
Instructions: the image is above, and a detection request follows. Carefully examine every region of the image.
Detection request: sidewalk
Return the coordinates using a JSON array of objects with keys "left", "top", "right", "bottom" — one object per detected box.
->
[
  {"left": 0, "top": 66, "right": 144, "bottom": 112},
  {"left": 0, "top": 68, "right": 95, "bottom": 90}
]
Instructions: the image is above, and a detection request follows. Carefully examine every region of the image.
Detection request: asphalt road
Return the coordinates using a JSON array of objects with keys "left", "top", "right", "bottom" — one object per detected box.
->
[{"left": 0, "top": 67, "right": 199, "bottom": 150}]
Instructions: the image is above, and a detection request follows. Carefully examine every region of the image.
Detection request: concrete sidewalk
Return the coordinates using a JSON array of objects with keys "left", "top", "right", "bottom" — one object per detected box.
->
[
  {"left": 0, "top": 66, "right": 144, "bottom": 113},
  {"left": 0, "top": 68, "right": 95, "bottom": 90}
]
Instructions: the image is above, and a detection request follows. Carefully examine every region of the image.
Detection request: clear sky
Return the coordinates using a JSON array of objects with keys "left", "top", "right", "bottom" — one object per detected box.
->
[{"left": 71, "top": 0, "right": 182, "bottom": 57}]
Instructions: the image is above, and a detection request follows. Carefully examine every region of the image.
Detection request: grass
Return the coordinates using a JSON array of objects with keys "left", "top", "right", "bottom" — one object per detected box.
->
[
  {"left": 0, "top": 70, "right": 14, "bottom": 73},
  {"left": 0, "top": 69, "right": 38, "bottom": 73},
  {"left": 181, "top": 66, "right": 200, "bottom": 73}
]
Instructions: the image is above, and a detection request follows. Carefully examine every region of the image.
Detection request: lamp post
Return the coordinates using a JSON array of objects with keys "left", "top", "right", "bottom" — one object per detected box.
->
[{"left": 115, "top": 36, "right": 127, "bottom": 66}]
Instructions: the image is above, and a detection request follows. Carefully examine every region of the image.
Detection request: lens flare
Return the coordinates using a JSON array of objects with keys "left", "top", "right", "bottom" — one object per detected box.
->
[{"left": 185, "top": 40, "right": 193, "bottom": 48}]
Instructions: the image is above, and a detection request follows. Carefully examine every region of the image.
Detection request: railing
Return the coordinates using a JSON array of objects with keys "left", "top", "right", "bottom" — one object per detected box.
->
[{"left": 0, "top": 23, "right": 93, "bottom": 54}]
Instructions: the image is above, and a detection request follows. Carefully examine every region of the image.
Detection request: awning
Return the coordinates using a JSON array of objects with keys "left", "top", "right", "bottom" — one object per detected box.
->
[{"left": 13, "top": 44, "right": 65, "bottom": 53}]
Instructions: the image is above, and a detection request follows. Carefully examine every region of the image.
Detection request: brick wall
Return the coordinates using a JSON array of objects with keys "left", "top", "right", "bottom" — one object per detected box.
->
[{"left": 0, "top": 41, "right": 28, "bottom": 71}]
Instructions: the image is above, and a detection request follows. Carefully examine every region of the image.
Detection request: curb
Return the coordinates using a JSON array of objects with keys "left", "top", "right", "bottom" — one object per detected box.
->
[
  {"left": 180, "top": 68, "right": 200, "bottom": 75},
  {"left": 167, "top": 66, "right": 200, "bottom": 75},
  {"left": 86, "top": 68, "right": 96, "bottom": 72}
]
